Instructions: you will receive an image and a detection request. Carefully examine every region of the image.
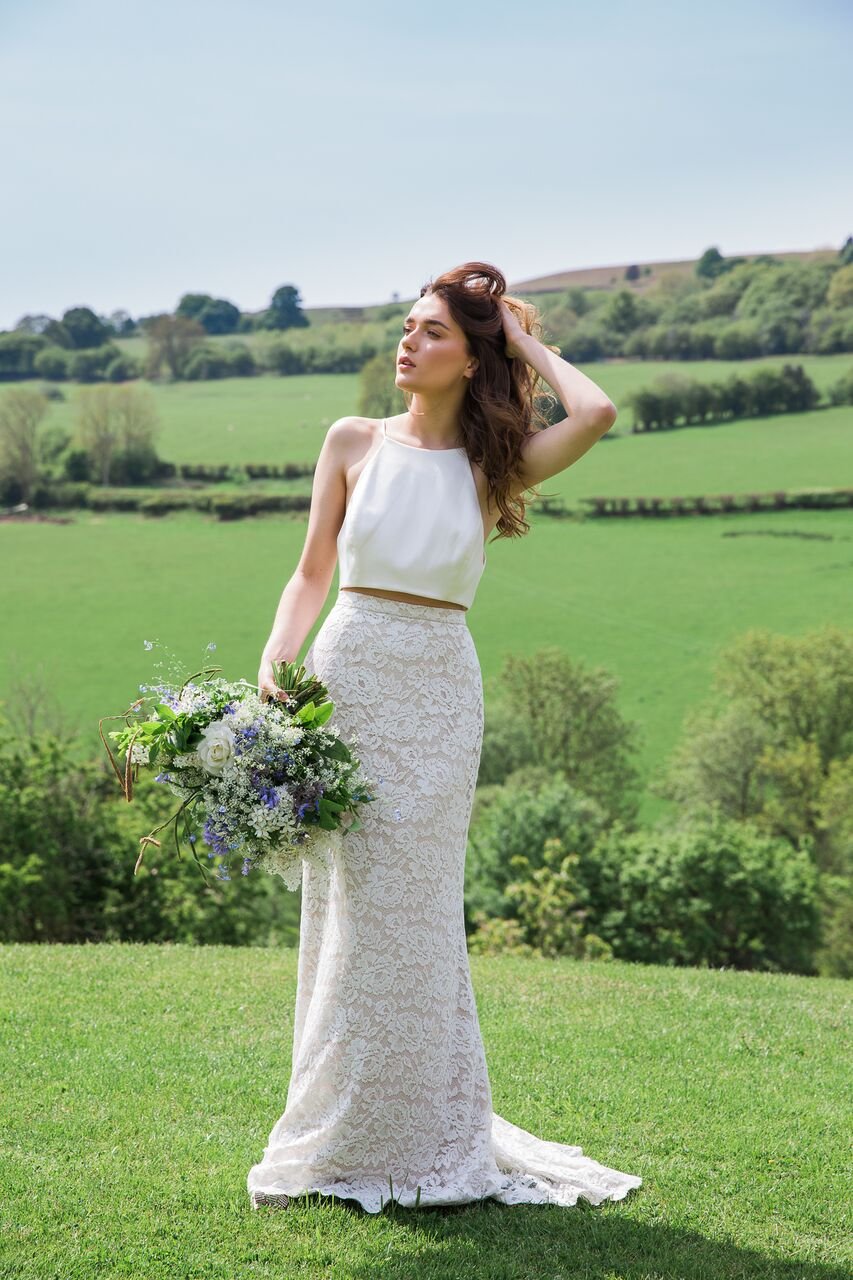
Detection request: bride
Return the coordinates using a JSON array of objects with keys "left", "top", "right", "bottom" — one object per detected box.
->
[{"left": 247, "top": 261, "right": 643, "bottom": 1212}]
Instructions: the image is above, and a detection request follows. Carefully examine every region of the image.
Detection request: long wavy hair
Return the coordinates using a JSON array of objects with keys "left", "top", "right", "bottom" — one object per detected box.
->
[{"left": 399, "top": 260, "right": 560, "bottom": 541}]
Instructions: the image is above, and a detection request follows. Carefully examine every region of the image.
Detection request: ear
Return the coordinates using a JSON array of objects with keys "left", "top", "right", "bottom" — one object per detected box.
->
[{"left": 464, "top": 357, "right": 479, "bottom": 378}]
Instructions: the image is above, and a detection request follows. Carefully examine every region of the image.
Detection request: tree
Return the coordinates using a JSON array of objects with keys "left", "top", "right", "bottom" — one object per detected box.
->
[
  {"left": 106, "top": 309, "right": 137, "bottom": 336},
  {"left": 603, "top": 289, "right": 641, "bottom": 334},
  {"left": 176, "top": 293, "right": 241, "bottom": 334},
  {"left": 839, "top": 235, "right": 853, "bottom": 267},
  {"left": 484, "top": 646, "right": 644, "bottom": 825},
  {"left": 654, "top": 625, "right": 853, "bottom": 875},
  {"left": 74, "top": 384, "right": 161, "bottom": 484},
  {"left": 357, "top": 350, "right": 408, "bottom": 419},
  {"left": 0, "top": 387, "right": 49, "bottom": 503},
  {"left": 14, "top": 314, "right": 53, "bottom": 336},
  {"left": 60, "top": 306, "right": 111, "bottom": 349},
  {"left": 141, "top": 313, "right": 205, "bottom": 379},
  {"left": 696, "top": 246, "right": 725, "bottom": 280},
  {"left": 262, "top": 284, "right": 310, "bottom": 331},
  {"left": 624, "top": 264, "right": 640, "bottom": 282},
  {"left": 827, "top": 263, "right": 853, "bottom": 309}
]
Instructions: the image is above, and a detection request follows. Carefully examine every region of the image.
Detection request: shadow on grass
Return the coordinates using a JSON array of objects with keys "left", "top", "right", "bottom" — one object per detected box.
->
[{"left": 251, "top": 1189, "right": 845, "bottom": 1280}]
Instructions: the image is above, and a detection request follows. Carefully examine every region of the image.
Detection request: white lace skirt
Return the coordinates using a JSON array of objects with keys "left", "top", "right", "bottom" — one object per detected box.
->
[{"left": 246, "top": 590, "right": 643, "bottom": 1212}]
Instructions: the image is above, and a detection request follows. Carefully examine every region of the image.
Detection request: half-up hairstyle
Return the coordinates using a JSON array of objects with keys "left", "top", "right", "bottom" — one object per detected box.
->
[{"left": 401, "top": 260, "right": 560, "bottom": 542}]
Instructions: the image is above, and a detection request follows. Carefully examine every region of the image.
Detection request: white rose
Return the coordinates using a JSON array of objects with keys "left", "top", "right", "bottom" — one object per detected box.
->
[{"left": 197, "top": 720, "right": 236, "bottom": 775}]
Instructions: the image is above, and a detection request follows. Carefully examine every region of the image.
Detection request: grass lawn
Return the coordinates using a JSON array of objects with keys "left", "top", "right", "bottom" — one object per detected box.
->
[{"left": 1, "top": 944, "right": 849, "bottom": 1279}]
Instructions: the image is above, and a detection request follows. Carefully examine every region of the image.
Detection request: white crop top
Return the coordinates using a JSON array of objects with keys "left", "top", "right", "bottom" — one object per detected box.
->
[{"left": 337, "top": 419, "right": 487, "bottom": 609}]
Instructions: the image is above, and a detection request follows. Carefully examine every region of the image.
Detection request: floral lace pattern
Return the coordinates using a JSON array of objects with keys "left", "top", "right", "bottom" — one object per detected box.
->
[{"left": 246, "top": 591, "right": 643, "bottom": 1212}]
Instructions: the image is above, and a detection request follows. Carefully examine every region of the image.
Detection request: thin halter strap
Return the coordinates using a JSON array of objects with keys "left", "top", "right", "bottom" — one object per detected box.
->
[{"left": 382, "top": 418, "right": 387, "bottom": 438}]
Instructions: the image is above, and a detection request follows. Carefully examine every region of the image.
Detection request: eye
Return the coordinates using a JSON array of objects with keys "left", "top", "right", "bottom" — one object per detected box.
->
[{"left": 402, "top": 325, "right": 441, "bottom": 338}]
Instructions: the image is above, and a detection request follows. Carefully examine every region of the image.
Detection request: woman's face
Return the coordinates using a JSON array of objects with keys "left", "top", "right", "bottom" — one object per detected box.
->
[{"left": 396, "top": 293, "right": 478, "bottom": 393}]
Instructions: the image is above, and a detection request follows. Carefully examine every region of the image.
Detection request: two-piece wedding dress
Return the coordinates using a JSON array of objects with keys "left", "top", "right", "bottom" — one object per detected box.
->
[{"left": 246, "top": 419, "right": 643, "bottom": 1212}]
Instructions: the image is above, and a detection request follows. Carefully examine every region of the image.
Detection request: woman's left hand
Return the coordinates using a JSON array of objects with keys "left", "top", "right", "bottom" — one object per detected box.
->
[{"left": 500, "top": 299, "right": 529, "bottom": 360}]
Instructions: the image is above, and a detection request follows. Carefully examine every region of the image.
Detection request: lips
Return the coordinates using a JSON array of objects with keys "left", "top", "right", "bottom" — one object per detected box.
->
[{"left": 398, "top": 357, "right": 415, "bottom": 367}]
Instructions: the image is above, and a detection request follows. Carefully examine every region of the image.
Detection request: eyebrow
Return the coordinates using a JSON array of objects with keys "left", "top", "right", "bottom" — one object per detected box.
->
[{"left": 404, "top": 316, "right": 451, "bottom": 331}]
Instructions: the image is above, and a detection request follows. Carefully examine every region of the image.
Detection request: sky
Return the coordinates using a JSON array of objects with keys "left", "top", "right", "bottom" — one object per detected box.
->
[{"left": 1, "top": 0, "right": 850, "bottom": 329}]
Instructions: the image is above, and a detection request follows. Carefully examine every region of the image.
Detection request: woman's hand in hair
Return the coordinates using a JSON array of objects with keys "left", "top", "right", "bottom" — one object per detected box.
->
[{"left": 499, "top": 298, "right": 530, "bottom": 360}]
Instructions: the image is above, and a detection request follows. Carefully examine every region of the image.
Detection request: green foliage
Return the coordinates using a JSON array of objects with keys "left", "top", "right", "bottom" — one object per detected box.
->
[
  {"left": 32, "top": 345, "right": 72, "bottom": 380},
  {"left": 60, "top": 306, "right": 111, "bottom": 350},
  {"left": 0, "top": 709, "right": 300, "bottom": 945},
  {"left": 105, "top": 353, "right": 141, "bottom": 382},
  {"left": 625, "top": 363, "right": 820, "bottom": 430},
  {"left": 0, "top": 332, "right": 47, "bottom": 379},
  {"left": 696, "top": 246, "right": 726, "bottom": 280},
  {"left": 357, "top": 349, "right": 408, "bottom": 418},
  {"left": 827, "top": 364, "right": 853, "bottom": 404},
  {"left": 68, "top": 345, "right": 126, "bottom": 383},
  {"left": 261, "top": 284, "right": 310, "bottom": 332},
  {"left": 655, "top": 625, "right": 853, "bottom": 848},
  {"left": 465, "top": 911, "right": 534, "bottom": 956},
  {"left": 588, "top": 811, "right": 821, "bottom": 972},
  {"left": 464, "top": 775, "right": 610, "bottom": 922},
  {"left": 176, "top": 294, "right": 242, "bottom": 335},
  {"left": 481, "top": 646, "right": 643, "bottom": 825},
  {"left": 504, "top": 836, "right": 613, "bottom": 960}
]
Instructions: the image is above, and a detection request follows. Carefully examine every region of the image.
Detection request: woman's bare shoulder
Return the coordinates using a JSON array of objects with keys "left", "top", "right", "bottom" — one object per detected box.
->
[{"left": 324, "top": 416, "right": 381, "bottom": 460}]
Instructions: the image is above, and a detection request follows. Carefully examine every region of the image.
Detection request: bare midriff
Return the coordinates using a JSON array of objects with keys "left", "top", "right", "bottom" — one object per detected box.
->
[{"left": 340, "top": 586, "right": 466, "bottom": 611}]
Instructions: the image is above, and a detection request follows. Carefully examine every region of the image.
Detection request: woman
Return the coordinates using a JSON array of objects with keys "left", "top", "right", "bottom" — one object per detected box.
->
[{"left": 247, "top": 262, "right": 643, "bottom": 1212}]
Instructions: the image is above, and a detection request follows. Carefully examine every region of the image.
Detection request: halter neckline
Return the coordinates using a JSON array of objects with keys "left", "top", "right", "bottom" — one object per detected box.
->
[{"left": 383, "top": 419, "right": 466, "bottom": 453}]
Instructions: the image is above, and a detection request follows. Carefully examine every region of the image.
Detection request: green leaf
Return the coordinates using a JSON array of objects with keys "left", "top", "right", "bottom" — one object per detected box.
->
[
  {"left": 154, "top": 703, "right": 176, "bottom": 721},
  {"left": 312, "top": 701, "right": 334, "bottom": 726}
]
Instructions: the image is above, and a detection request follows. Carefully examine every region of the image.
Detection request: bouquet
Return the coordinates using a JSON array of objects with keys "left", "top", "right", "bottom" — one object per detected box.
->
[{"left": 99, "top": 650, "right": 377, "bottom": 891}]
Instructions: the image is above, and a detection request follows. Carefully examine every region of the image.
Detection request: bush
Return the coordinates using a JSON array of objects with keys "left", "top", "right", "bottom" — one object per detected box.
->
[
  {"left": 33, "top": 346, "right": 72, "bottom": 380},
  {"left": 501, "top": 836, "right": 613, "bottom": 960},
  {"left": 0, "top": 711, "right": 300, "bottom": 946},
  {"left": 586, "top": 811, "right": 821, "bottom": 973},
  {"left": 68, "top": 345, "right": 125, "bottom": 382},
  {"left": 63, "top": 449, "right": 91, "bottom": 481},
  {"left": 105, "top": 353, "right": 141, "bottom": 382},
  {"left": 110, "top": 442, "right": 162, "bottom": 485},
  {"left": 30, "top": 481, "right": 91, "bottom": 509},
  {"left": 827, "top": 365, "right": 853, "bottom": 405},
  {"left": 464, "top": 775, "right": 609, "bottom": 923}
]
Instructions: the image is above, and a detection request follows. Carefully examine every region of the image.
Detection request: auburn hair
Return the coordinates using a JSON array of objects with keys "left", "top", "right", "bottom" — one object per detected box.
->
[{"left": 400, "top": 260, "right": 560, "bottom": 542}]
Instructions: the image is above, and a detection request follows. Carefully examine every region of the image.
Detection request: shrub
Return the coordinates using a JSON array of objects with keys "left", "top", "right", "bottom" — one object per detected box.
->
[
  {"left": 0, "top": 711, "right": 300, "bottom": 945},
  {"left": 33, "top": 346, "right": 72, "bottom": 380},
  {"left": 464, "top": 775, "right": 609, "bottom": 923},
  {"left": 586, "top": 811, "right": 821, "bottom": 973}
]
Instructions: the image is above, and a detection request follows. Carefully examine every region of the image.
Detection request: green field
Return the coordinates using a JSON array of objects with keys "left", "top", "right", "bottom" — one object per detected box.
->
[
  {"left": 3, "top": 355, "right": 852, "bottom": 827},
  {"left": 3, "top": 504, "right": 852, "bottom": 827},
  {"left": 1, "top": 944, "right": 848, "bottom": 1279},
  {"left": 15, "top": 351, "right": 853, "bottom": 467}
]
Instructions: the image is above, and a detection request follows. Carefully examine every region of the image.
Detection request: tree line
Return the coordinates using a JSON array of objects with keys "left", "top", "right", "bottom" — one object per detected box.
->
[{"left": 2, "top": 241, "right": 853, "bottom": 384}]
